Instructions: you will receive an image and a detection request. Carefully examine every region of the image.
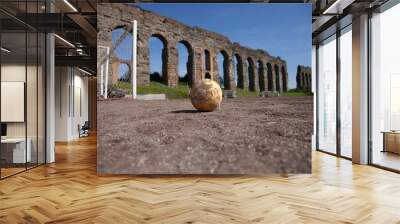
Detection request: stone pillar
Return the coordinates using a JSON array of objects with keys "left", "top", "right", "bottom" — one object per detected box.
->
[
  {"left": 229, "top": 57, "right": 236, "bottom": 90},
  {"left": 167, "top": 45, "right": 178, "bottom": 87},
  {"left": 193, "top": 48, "right": 202, "bottom": 85},
  {"left": 212, "top": 54, "right": 220, "bottom": 84},
  {"left": 263, "top": 66, "right": 268, "bottom": 92},
  {"left": 254, "top": 65, "right": 260, "bottom": 92},
  {"left": 283, "top": 68, "right": 288, "bottom": 92},
  {"left": 242, "top": 61, "right": 249, "bottom": 91},
  {"left": 271, "top": 65, "right": 276, "bottom": 92},
  {"left": 199, "top": 50, "right": 204, "bottom": 78},
  {"left": 137, "top": 36, "right": 150, "bottom": 86},
  {"left": 274, "top": 65, "right": 282, "bottom": 92},
  {"left": 111, "top": 60, "right": 120, "bottom": 84}
]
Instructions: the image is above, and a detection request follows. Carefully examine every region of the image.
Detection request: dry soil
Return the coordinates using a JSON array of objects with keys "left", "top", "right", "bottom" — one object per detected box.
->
[{"left": 98, "top": 96, "right": 313, "bottom": 174}]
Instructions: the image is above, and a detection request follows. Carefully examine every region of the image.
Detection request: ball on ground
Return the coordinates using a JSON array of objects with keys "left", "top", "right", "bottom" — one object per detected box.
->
[{"left": 190, "top": 79, "right": 222, "bottom": 112}]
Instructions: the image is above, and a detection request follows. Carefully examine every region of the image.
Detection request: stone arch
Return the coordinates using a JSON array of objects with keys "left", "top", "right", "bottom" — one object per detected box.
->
[
  {"left": 266, "top": 62, "right": 273, "bottom": 91},
  {"left": 205, "top": 72, "right": 211, "bottom": 79},
  {"left": 247, "top": 57, "right": 256, "bottom": 91},
  {"left": 257, "top": 60, "right": 265, "bottom": 92},
  {"left": 148, "top": 33, "right": 169, "bottom": 85},
  {"left": 115, "top": 61, "right": 132, "bottom": 82},
  {"left": 281, "top": 66, "right": 287, "bottom": 92},
  {"left": 113, "top": 24, "right": 129, "bottom": 32},
  {"left": 274, "top": 64, "right": 281, "bottom": 92},
  {"left": 176, "top": 39, "right": 195, "bottom": 86},
  {"left": 111, "top": 26, "right": 133, "bottom": 84},
  {"left": 204, "top": 49, "right": 211, "bottom": 71},
  {"left": 111, "top": 25, "right": 132, "bottom": 55},
  {"left": 218, "top": 50, "right": 231, "bottom": 90},
  {"left": 234, "top": 53, "right": 244, "bottom": 89}
]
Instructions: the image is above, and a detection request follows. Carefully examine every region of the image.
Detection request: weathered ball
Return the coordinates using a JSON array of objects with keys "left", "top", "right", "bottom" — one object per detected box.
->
[{"left": 190, "top": 79, "right": 222, "bottom": 112}]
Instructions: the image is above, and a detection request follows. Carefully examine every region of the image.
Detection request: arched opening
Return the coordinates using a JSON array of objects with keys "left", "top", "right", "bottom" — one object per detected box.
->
[
  {"left": 204, "top": 49, "right": 211, "bottom": 71},
  {"left": 281, "top": 66, "right": 287, "bottom": 92},
  {"left": 267, "top": 63, "right": 273, "bottom": 91},
  {"left": 177, "top": 40, "right": 194, "bottom": 86},
  {"left": 217, "top": 50, "right": 231, "bottom": 90},
  {"left": 258, "top": 60, "right": 265, "bottom": 92},
  {"left": 111, "top": 27, "right": 132, "bottom": 84},
  {"left": 234, "top": 53, "right": 243, "bottom": 88},
  {"left": 205, "top": 72, "right": 211, "bottom": 79},
  {"left": 275, "top": 64, "right": 281, "bottom": 92},
  {"left": 118, "top": 63, "right": 130, "bottom": 82},
  {"left": 247, "top": 57, "right": 255, "bottom": 91},
  {"left": 149, "top": 34, "right": 168, "bottom": 84},
  {"left": 112, "top": 27, "right": 132, "bottom": 61}
]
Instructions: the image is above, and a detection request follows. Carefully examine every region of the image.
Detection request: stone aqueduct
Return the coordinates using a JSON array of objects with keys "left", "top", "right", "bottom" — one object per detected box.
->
[
  {"left": 98, "top": 3, "right": 289, "bottom": 93},
  {"left": 296, "top": 65, "right": 312, "bottom": 91}
]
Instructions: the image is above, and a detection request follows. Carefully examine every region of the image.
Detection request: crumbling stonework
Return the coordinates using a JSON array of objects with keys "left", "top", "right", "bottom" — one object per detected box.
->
[
  {"left": 296, "top": 65, "right": 312, "bottom": 91},
  {"left": 98, "top": 3, "right": 289, "bottom": 93}
]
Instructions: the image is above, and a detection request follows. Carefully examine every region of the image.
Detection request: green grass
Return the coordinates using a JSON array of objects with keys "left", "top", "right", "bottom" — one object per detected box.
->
[
  {"left": 281, "top": 89, "right": 313, "bottom": 96},
  {"left": 112, "top": 81, "right": 132, "bottom": 95},
  {"left": 113, "top": 81, "right": 310, "bottom": 99},
  {"left": 235, "top": 88, "right": 260, "bottom": 97},
  {"left": 138, "top": 82, "right": 190, "bottom": 99},
  {"left": 112, "top": 81, "right": 190, "bottom": 99}
]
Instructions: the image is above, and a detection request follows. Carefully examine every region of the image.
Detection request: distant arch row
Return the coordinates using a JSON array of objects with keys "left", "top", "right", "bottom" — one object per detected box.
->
[
  {"left": 111, "top": 30, "right": 288, "bottom": 93},
  {"left": 296, "top": 65, "right": 312, "bottom": 91}
]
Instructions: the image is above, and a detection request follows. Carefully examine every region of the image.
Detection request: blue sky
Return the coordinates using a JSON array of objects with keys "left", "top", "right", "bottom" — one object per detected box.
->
[{"left": 113, "top": 3, "right": 311, "bottom": 89}]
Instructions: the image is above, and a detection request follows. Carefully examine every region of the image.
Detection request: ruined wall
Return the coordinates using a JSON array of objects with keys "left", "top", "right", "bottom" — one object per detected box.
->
[
  {"left": 296, "top": 65, "right": 312, "bottom": 91},
  {"left": 97, "top": 3, "right": 289, "bottom": 93}
]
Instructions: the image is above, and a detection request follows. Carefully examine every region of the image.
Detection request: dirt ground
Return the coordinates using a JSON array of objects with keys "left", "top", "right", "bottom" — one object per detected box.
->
[{"left": 98, "top": 96, "right": 313, "bottom": 174}]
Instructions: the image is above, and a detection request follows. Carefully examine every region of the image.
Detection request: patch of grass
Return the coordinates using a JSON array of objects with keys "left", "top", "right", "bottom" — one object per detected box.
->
[
  {"left": 138, "top": 82, "right": 190, "bottom": 99},
  {"left": 113, "top": 81, "right": 190, "bottom": 99},
  {"left": 113, "top": 81, "right": 284, "bottom": 99},
  {"left": 282, "top": 89, "right": 313, "bottom": 96},
  {"left": 112, "top": 81, "right": 133, "bottom": 95},
  {"left": 235, "top": 88, "right": 260, "bottom": 97}
]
